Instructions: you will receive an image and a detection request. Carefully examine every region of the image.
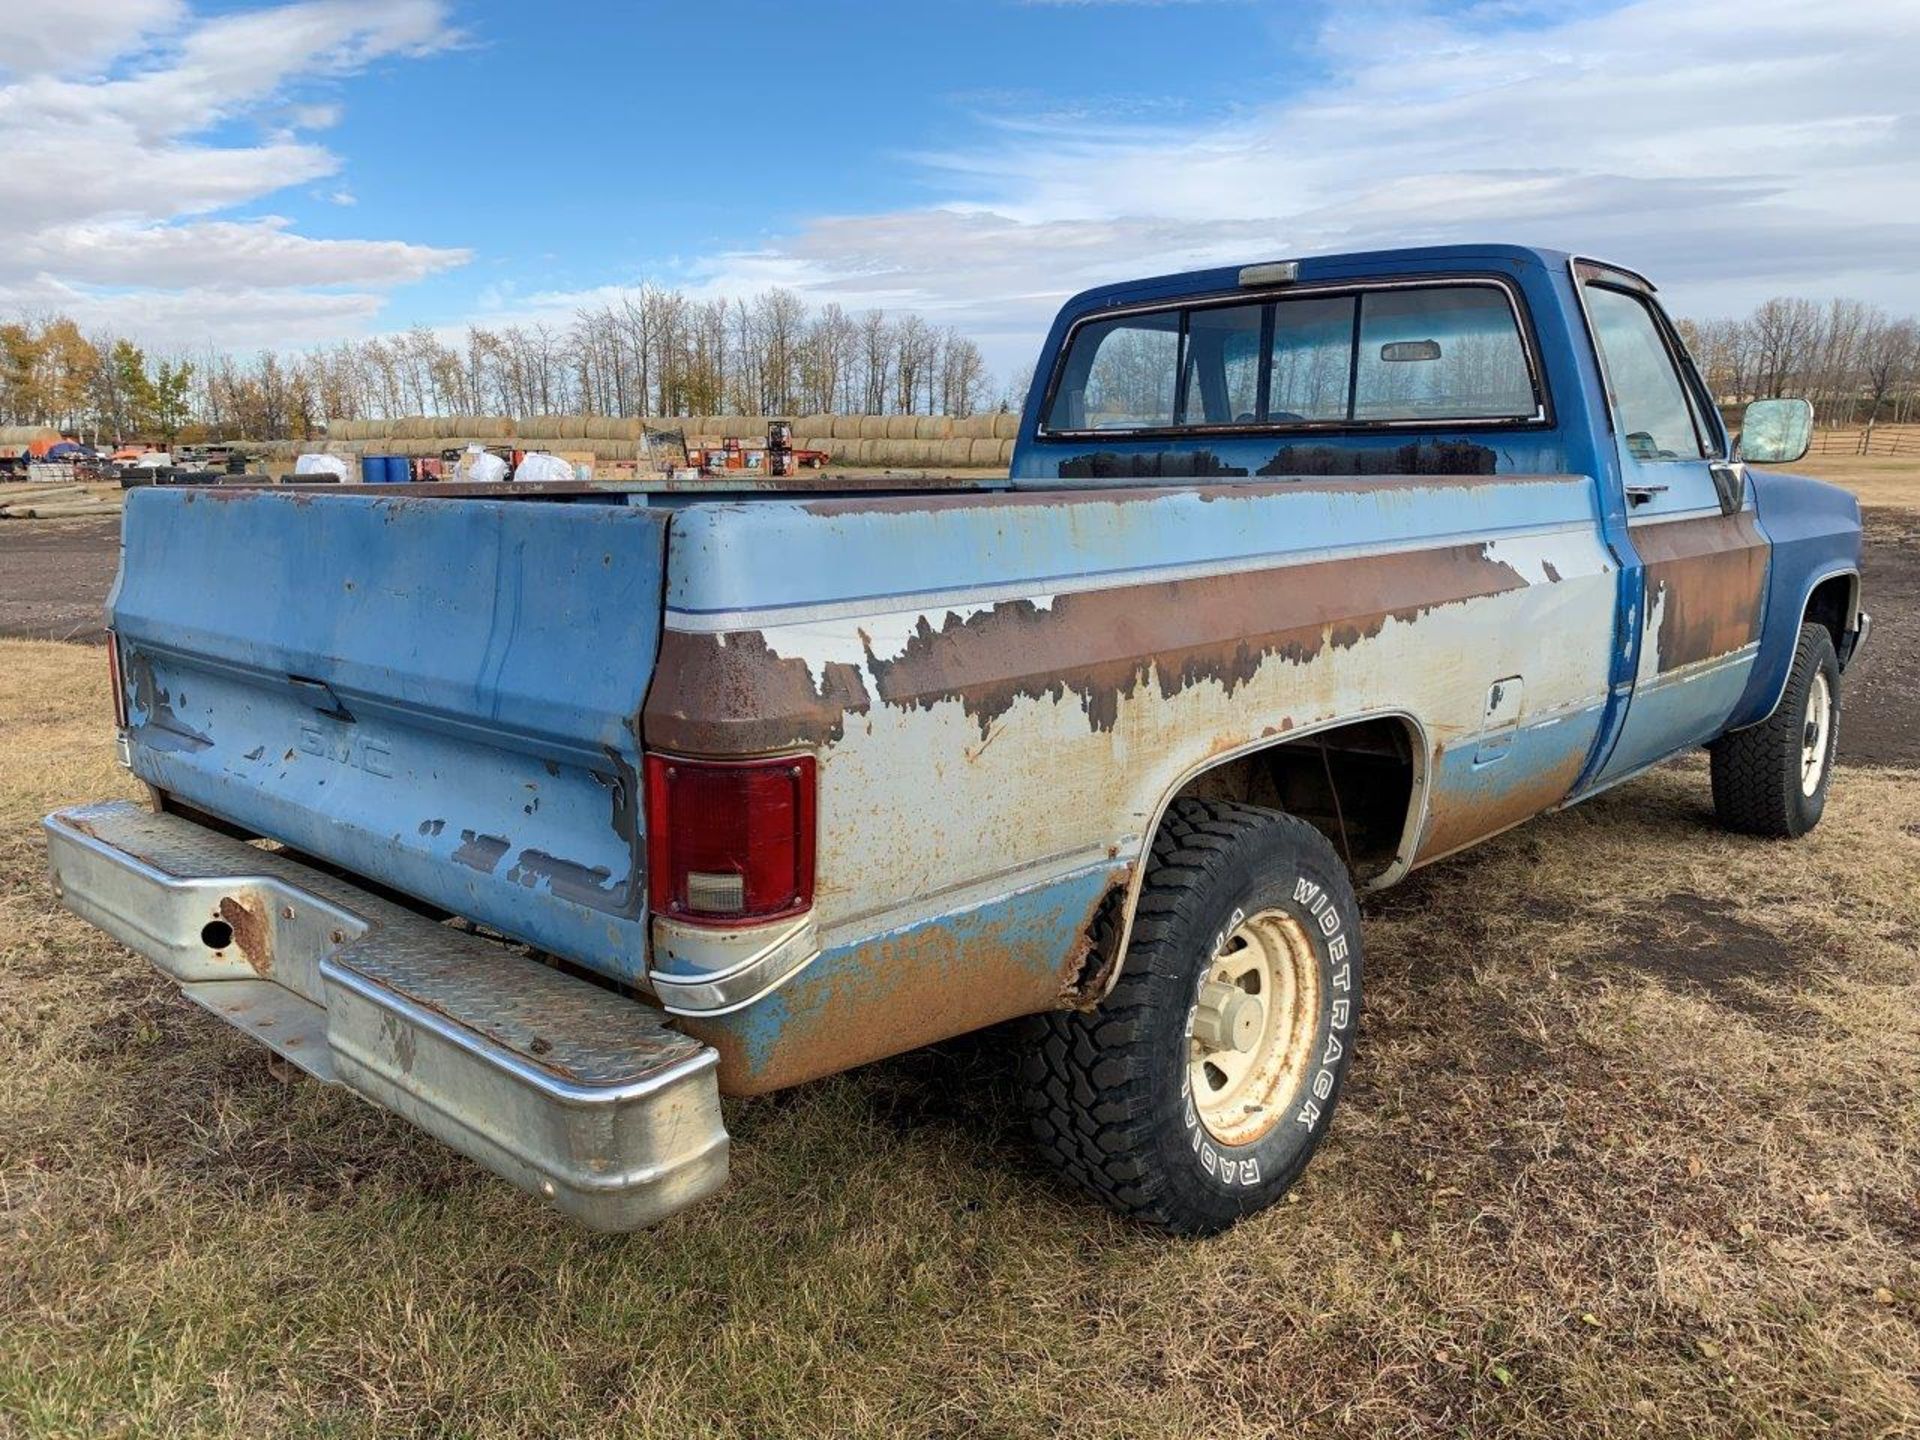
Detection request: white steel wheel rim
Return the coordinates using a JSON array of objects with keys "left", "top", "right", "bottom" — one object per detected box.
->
[
  {"left": 1188, "top": 908, "right": 1321, "bottom": 1148},
  {"left": 1801, "top": 671, "right": 1832, "bottom": 796}
]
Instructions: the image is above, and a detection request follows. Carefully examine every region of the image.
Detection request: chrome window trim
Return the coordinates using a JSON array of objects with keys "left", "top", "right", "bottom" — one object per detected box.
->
[{"left": 1036, "top": 274, "right": 1552, "bottom": 440}]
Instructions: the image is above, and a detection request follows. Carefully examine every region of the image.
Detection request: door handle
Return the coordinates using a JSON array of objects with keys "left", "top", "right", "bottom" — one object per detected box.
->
[{"left": 1624, "top": 482, "right": 1669, "bottom": 506}]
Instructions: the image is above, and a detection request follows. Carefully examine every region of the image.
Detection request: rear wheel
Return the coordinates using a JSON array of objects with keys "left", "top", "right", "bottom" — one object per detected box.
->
[
  {"left": 1019, "top": 799, "right": 1362, "bottom": 1235},
  {"left": 1709, "top": 622, "right": 1841, "bottom": 838}
]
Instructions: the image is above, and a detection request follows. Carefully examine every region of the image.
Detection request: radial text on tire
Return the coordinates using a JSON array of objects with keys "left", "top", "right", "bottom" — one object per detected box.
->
[{"left": 1019, "top": 799, "right": 1363, "bottom": 1236}]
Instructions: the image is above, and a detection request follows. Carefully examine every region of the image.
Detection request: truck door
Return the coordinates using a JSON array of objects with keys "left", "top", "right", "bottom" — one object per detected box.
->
[{"left": 1578, "top": 265, "right": 1769, "bottom": 786}]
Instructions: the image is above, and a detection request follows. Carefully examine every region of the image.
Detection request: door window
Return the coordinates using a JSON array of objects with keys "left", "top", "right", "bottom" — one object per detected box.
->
[{"left": 1585, "top": 285, "right": 1707, "bottom": 461}]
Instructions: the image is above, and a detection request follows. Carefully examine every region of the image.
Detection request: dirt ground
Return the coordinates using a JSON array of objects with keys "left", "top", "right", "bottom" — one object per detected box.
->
[
  {"left": 0, "top": 516, "right": 118, "bottom": 644},
  {"left": 1, "top": 463, "right": 1916, "bottom": 1438}
]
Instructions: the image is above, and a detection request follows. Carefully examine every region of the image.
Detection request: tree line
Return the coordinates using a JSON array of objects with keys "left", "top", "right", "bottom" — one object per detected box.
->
[
  {"left": 0, "top": 288, "right": 997, "bottom": 443},
  {"left": 4, "top": 287, "right": 1916, "bottom": 443},
  {"left": 1677, "top": 297, "right": 1918, "bottom": 429}
]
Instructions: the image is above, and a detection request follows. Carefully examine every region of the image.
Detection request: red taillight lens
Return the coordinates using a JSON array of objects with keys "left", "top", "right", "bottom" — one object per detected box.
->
[
  {"left": 645, "top": 754, "right": 816, "bottom": 927},
  {"left": 107, "top": 634, "right": 128, "bottom": 729}
]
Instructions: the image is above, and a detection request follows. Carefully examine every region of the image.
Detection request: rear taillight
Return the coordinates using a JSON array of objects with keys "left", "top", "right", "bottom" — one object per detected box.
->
[
  {"left": 644, "top": 753, "right": 816, "bottom": 927},
  {"left": 106, "top": 633, "right": 128, "bottom": 729}
]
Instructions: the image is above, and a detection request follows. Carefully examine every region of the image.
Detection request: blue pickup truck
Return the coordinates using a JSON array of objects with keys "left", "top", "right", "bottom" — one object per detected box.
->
[{"left": 45, "top": 245, "right": 1869, "bottom": 1235}]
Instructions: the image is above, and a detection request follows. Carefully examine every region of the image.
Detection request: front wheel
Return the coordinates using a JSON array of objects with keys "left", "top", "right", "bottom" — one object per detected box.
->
[
  {"left": 1709, "top": 622, "right": 1841, "bottom": 838},
  {"left": 1019, "top": 799, "right": 1362, "bottom": 1235}
]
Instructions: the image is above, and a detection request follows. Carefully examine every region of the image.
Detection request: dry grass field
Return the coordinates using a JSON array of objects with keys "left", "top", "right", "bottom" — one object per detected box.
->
[{"left": 1, "top": 462, "right": 1917, "bottom": 1437}]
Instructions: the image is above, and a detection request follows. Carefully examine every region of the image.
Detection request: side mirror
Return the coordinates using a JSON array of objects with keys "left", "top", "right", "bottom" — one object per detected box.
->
[{"left": 1736, "top": 397, "right": 1813, "bottom": 464}]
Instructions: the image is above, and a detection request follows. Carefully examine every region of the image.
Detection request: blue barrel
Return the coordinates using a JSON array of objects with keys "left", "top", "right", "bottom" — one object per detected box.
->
[{"left": 363, "top": 454, "right": 407, "bottom": 483}]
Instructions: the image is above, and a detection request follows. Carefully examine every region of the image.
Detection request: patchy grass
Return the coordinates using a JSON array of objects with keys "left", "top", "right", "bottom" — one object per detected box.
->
[{"left": 2, "top": 636, "right": 1918, "bottom": 1438}]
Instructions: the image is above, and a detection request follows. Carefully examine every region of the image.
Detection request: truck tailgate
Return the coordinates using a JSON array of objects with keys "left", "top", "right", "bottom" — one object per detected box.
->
[{"left": 110, "top": 487, "right": 668, "bottom": 985}]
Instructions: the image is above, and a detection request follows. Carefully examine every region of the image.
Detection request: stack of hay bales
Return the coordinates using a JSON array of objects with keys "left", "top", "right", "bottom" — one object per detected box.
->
[
  {"left": 306, "top": 412, "right": 1017, "bottom": 471},
  {"left": 0, "top": 424, "right": 65, "bottom": 458}
]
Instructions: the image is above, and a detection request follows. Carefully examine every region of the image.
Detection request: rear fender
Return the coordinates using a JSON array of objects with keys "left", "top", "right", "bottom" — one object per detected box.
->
[{"left": 1093, "top": 709, "right": 1433, "bottom": 1005}]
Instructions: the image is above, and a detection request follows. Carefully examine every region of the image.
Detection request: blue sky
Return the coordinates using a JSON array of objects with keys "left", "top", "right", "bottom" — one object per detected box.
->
[{"left": 3, "top": 0, "right": 1917, "bottom": 380}]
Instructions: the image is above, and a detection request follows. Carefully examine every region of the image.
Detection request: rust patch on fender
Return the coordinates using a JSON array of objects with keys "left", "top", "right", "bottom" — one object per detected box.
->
[
  {"left": 859, "top": 541, "right": 1530, "bottom": 740},
  {"left": 217, "top": 894, "right": 272, "bottom": 977},
  {"left": 649, "top": 539, "right": 1530, "bottom": 751},
  {"left": 685, "top": 871, "right": 1131, "bottom": 1096},
  {"left": 1415, "top": 746, "right": 1591, "bottom": 863},
  {"left": 647, "top": 630, "right": 872, "bottom": 754},
  {"left": 1633, "top": 512, "right": 1767, "bottom": 673},
  {"left": 1059, "top": 875, "right": 1131, "bottom": 1009}
]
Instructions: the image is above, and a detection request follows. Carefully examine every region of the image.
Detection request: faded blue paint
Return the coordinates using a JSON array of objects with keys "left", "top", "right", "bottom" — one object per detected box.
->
[
  {"left": 686, "top": 862, "right": 1119, "bottom": 1091},
  {"left": 1422, "top": 702, "right": 1605, "bottom": 856},
  {"left": 112, "top": 487, "right": 669, "bottom": 982},
  {"left": 1585, "top": 655, "right": 1758, "bottom": 784},
  {"left": 664, "top": 474, "right": 1602, "bottom": 618},
  {"left": 1726, "top": 467, "right": 1864, "bottom": 729}
]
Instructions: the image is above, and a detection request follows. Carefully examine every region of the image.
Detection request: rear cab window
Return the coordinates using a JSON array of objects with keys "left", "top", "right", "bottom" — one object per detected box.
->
[{"left": 1043, "top": 280, "right": 1545, "bottom": 435}]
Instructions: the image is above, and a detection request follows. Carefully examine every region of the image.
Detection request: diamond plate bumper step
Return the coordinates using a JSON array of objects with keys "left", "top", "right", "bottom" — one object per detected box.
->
[{"left": 43, "top": 801, "right": 728, "bottom": 1230}]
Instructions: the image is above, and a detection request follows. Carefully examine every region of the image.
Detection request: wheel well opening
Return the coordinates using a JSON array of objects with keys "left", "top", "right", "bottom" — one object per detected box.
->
[
  {"left": 1804, "top": 574, "right": 1854, "bottom": 653},
  {"left": 1171, "top": 718, "right": 1419, "bottom": 885}
]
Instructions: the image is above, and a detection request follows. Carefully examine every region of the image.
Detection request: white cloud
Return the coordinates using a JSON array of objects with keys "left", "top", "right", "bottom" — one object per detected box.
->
[
  {"left": 0, "top": 0, "right": 185, "bottom": 77},
  {"left": 0, "top": 0, "right": 468, "bottom": 348},
  {"left": 676, "top": 0, "right": 1920, "bottom": 372}
]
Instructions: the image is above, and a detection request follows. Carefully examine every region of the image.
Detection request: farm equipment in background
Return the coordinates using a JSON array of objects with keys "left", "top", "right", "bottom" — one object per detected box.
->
[{"left": 688, "top": 422, "right": 831, "bottom": 476}]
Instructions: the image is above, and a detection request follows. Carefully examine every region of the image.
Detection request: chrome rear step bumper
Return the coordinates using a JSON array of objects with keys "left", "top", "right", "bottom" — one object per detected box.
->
[{"left": 43, "top": 801, "right": 728, "bottom": 1230}]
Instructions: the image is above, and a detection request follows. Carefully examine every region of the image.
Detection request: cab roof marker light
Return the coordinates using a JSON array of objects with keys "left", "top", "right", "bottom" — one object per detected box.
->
[{"left": 1238, "top": 261, "right": 1298, "bottom": 288}]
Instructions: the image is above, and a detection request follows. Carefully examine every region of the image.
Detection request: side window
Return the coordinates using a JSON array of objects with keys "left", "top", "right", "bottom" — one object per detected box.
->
[
  {"left": 1268, "top": 296, "right": 1355, "bottom": 421},
  {"left": 1353, "top": 287, "right": 1535, "bottom": 420},
  {"left": 1045, "top": 313, "right": 1180, "bottom": 430},
  {"left": 1584, "top": 285, "right": 1707, "bottom": 460},
  {"left": 1179, "top": 303, "right": 1263, "bottom": 425}
]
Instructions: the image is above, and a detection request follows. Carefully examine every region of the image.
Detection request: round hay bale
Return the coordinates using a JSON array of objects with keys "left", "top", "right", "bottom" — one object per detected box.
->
[
  {"left": 885, "top": 414, "right": 918, "bottom": 440},
  {"left": 583, "top": 416, "right": 614, "bottom": 440},
  {"left": 939, "top": 437, "right": 974, "bottom": 467},
  {"left": 557, "top": 414, "right": 589, "bottom": 440},
  {"left": 914, "top": 415, "right": 952, "bottom": 441},
  {"left": 837, "top": 437, "right": 868, "bottom": 464},
  {"left": 951, "top": 414, "right": 995, "bottom": 440},
  {"left": 797, "top": 413, "right": 832, "bottom": 435},
  {"left": 614, "top": 416, "right": 644, "bottom": 441},
  {"left": 968, "top": 437, "right": 1001, "bottom": 466},
  {"left": 992, "top": 411, "right": 1020, "bottom": 440},
  {"left": 997, "top": 438, "right": 1015, "bottom": 467},
  {"left": 852, "top": 415, "right": 885, "bottom": 440}
]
